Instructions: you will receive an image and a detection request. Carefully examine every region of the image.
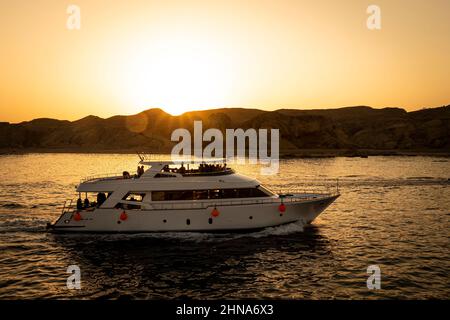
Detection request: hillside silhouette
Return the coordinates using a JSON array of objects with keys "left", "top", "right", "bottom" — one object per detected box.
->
[{"left": 1, "top": 105, "right": 449, "bottom": 156}]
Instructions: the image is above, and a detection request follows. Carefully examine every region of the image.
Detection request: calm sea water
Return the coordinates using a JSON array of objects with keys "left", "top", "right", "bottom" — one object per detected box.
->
[{"left": 0, "top": 154, "right": 448, "bottom": 299}]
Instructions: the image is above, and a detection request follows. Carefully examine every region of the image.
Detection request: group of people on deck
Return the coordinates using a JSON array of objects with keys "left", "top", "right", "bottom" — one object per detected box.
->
[
  {"left": 161, "top": 163, "right": 227, "bottom": 175},
  {"left": 198, "top": 163, "right": 227, "bottom": 173},
  {"left": 76, "top": 192, "right": 107, "bottom": 210},
  {"left": 122, "top": 166, "right": 144, "bottom": 179}
]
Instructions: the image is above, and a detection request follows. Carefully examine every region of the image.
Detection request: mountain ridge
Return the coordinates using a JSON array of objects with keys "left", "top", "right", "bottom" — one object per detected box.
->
[{"left": 1, "top": 105, "right": 449, "bottom": 156}]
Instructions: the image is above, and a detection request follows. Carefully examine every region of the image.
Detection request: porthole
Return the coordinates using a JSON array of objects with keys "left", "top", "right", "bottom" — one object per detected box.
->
[
  {"left": 208, "top": 218, "right": 213, "bottom": 224},
  {"left": 186, "top": 219, "right": 191, "bottom": 225}
]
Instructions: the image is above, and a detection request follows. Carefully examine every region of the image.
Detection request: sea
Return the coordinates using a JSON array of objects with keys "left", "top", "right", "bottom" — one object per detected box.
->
[{"left": 0, "top": 153, "right": 448, "bottom": 299}]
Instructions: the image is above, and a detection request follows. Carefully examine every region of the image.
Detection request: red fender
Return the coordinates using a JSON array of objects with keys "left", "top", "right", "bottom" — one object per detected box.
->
[
  {"left": 73, "top": 211, "right": 82, "bottom": 221},
  {"left": 120, "top": 211, "right": 128, "bottom": 221},
  {"left": 211, "top": 208, "right": 220, "bottom": 217}
]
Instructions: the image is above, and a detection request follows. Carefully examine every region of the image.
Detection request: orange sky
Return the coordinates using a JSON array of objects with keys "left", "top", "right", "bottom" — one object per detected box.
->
[{"left": 1, "top": 0, "right": 449, "bottom": 123}]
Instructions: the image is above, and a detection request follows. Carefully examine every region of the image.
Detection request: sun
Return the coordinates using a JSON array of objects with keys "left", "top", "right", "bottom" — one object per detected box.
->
[{"left": 119, "top": 34, "right": 235, "bottom": 115}]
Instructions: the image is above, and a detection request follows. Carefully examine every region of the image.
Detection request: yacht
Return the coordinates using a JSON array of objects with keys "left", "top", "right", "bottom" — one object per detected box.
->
[{"left": 47, "top": 156, "right": 340, "bottom": 233}]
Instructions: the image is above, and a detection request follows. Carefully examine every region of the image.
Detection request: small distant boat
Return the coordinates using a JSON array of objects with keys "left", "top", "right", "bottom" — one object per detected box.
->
[{"left": 47, "top": 156, "right": 340, "bottom": 233}]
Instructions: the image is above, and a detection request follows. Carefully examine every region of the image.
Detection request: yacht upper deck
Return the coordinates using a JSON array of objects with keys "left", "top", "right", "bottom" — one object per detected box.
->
[{"left": 80, "top": 156, "right": 234, "bottom": 184}]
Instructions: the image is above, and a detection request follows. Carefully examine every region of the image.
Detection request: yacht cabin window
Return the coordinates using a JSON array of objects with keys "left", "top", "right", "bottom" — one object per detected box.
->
[
  {"left": 114, "top": 193, "right": 146, "bottom": 210},
  {"left": 122, "top": 193, "right": 146, "bottom": 202},
  {"left": 151, "top": 187, "right": 271, "bottom": 201}
]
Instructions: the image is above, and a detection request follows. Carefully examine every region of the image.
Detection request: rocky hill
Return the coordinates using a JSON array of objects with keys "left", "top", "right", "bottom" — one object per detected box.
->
[{"left": 0, "top": 105, "right": 449, "bottom": 156}]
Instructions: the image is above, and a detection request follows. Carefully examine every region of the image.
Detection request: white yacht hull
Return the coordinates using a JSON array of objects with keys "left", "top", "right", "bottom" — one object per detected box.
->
[{"left": 49, "top": 194, "right": 339, "bottom": 233}]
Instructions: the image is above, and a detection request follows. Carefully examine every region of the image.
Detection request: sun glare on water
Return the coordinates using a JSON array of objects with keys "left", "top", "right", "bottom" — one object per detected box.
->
[{"left": 119, "top": 35, "right": 235, "bottom": 115}]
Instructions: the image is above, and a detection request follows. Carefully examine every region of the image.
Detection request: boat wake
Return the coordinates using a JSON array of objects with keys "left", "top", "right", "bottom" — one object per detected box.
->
[{"left": 49, "top": 220, "right": 306, "bottom": 243}]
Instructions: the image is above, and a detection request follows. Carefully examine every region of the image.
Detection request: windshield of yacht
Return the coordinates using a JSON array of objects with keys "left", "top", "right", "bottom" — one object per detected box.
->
[{"left": 258, "top": 185, "right": 276, "bottom": 196}]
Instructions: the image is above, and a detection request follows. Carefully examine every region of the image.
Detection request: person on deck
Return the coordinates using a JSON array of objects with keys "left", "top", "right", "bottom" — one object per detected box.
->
[
  {"left": 83, "top": 197, "right": 90, "bottom": 208},
  {"left": 97, "top": 192, "right": 106, "bottom": 207},
  {"left": 76, "top": 198, "right": 83, "bottom": 210}
]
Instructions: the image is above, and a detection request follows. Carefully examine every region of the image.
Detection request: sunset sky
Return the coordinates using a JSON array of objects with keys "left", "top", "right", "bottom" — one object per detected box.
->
[{"left": 1, "top": 0, "right": 449, "bottom": 123}]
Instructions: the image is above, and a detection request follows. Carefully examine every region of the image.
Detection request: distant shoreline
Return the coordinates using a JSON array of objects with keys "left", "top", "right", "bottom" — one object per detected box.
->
[
  {"left": 2, "top": 106, "right": 449, "bottom": 156},
  {"left": 1, "top": 148, "right": 449, "bottom": 158}
]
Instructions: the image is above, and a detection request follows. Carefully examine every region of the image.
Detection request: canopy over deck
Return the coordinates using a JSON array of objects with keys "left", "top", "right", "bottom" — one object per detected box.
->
[{"left": 137, "top": 153, "right": 227, "bottom": 166}]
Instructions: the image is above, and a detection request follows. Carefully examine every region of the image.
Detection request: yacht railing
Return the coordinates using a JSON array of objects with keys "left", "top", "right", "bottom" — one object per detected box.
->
[
  {"left": 60, "top": 187, "right": 339, "bottom": 213},
  {"left": 273, "top": 178, "right": 340, "bottom": 196},
  {"left": 137, "top": 153, "right": 227, "bottom": 163},
  {"left": 137, "top": 153, "right": 164, "bottom": 162},
  {"left": 80, "top": 173, "right": 128, "bottom": 183},
  {"left": 61, "top": 199, "right": 73, "bottom": 214},
  {"left": 73, "top": 177, "right": 340, "bottom": 211},
  {"left": 58, "top": 199, "right": 77, "bottom": 218},
  {"left": 147, "top": 192, "right": 339, "bottom": 210}
]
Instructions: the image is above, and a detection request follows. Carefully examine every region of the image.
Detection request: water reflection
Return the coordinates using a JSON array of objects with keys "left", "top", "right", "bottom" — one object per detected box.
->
[{"left": 46, "top": 226, "right": 333, "bottom": 299}]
